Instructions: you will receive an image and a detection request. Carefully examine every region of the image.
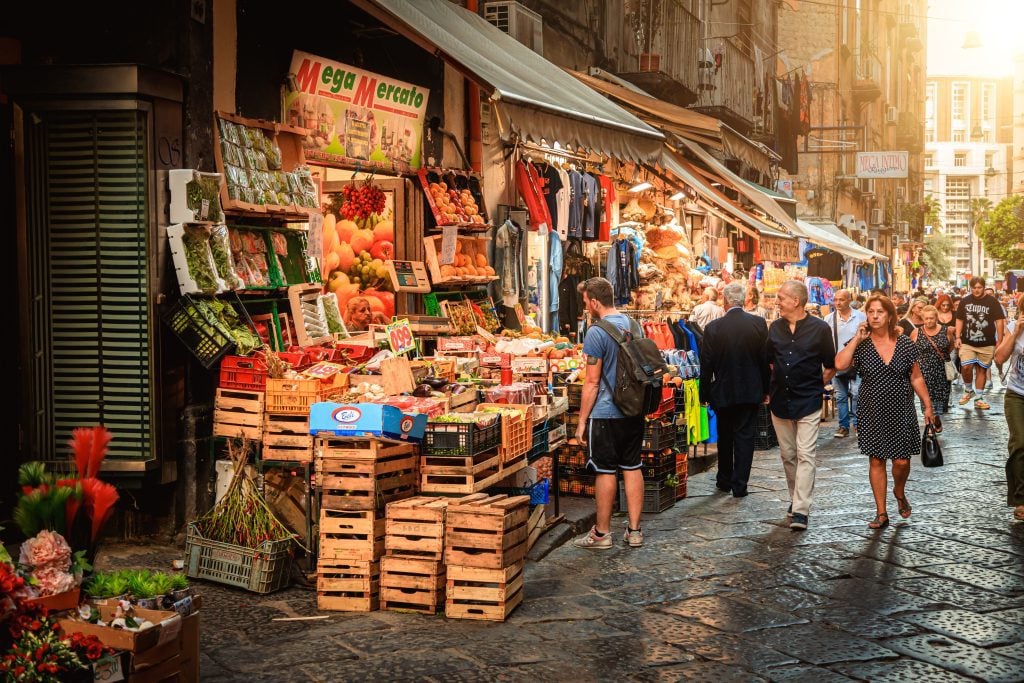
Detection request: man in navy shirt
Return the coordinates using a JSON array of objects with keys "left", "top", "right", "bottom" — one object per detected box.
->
[
  {"left": 572, "top": 277, "right": 646, "bottom": 549},
  {"left": 767, "top": 280, "right": 836, "bottom": 530}
]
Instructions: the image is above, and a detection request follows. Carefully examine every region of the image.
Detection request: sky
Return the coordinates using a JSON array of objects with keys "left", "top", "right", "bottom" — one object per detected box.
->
[{"left": 927, "top": 0, "right": 1023, "bottom": 76}]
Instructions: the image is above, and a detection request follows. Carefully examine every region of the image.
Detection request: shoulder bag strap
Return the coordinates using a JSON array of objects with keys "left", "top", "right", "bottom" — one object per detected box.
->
[{"left": 921, "top": 328, "right": 947, "bottom": 359}]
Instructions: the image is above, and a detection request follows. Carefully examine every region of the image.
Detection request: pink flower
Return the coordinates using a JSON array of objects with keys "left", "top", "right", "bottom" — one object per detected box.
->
[
  {"left": 32, "top": 566, "right": 76, "bottom": 597},
  {"left": 18, "top": 531, "right": 71, "bottom": 573}
]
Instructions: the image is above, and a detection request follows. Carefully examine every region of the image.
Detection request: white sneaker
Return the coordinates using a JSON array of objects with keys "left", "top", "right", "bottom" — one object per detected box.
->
[
  {"left": 622, "top": 521, "right": 644, "bottom": 547},
  {"left": 572, "top": 526, "right": 612, "bottom": 549}
]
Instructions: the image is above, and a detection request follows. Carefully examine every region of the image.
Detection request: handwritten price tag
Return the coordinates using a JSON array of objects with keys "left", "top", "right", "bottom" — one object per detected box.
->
[{"left": 386, "top": 318, "right": 416, "bottom": 355}]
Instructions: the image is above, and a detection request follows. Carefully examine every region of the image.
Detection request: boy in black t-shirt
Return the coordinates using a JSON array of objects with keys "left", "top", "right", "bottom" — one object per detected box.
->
[{"left": 955, "top": 277, "right": 1007, "bottom": 410}]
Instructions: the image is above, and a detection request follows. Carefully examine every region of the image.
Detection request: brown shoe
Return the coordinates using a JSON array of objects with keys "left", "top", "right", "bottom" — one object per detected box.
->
[
  {"left": 1014, "top": 505, "right": 1024, "bottom": 522},
  {"left": 833, "top": 427, "right": 849, "bottom": 438}
]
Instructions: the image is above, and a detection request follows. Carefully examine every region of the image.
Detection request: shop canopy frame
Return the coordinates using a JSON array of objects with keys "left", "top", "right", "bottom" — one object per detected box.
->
[
  {"left": 796, "top": 220, "right": 888, "bottom": 262},
  {"left": 569, "top": 69, "right": 780, "bottom": 178},
  {"left": 353, "top": 0, "right": 665, "bottom": 164}
]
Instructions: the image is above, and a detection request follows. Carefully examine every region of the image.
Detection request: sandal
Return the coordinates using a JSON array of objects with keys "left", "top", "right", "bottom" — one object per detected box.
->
[
  {"left": 895, "top": 494, "right": 912, "bottom": 519},
  {"left": 868, "top": 512, "right": 889, "bottom": 529}
]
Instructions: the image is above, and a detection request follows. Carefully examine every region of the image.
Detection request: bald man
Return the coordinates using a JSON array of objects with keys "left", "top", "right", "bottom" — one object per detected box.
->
[{"left": 691, "top": 286, "right": 725, "bottom": 330}]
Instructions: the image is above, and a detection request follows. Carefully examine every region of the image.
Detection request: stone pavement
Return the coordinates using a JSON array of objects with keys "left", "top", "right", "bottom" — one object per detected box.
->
[{"left": 97, "top": 391, "right": 1024, "bottom": 682}]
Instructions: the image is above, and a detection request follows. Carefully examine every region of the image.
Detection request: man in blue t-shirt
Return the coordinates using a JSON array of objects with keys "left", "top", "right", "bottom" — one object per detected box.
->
[{"left": 571, "top": 277, "right": 646, "bottom": 550}]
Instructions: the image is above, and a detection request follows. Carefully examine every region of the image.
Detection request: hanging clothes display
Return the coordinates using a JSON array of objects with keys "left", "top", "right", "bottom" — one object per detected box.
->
[
  {"left": 494, "top": 218, "right": 526, "bottom": 328},
  {"left": 567, "top": 168, "right": 584, "bottom": 239},
  {"left": 806, "top": 250, "right": 844, "bottom": 280},
  {"left": 549, "top": 236, "right": 563, "bottom": 332},
  {"left": 515, "top": 159, "right": 551, "bottom": 233},
  {"left": 555, "top": 166, "right": 570, "bottom": 240},
  {"left": 581, "top": 172, "right": 599, "bottom": 241},
  {"left": 606, "top": 238, "right": 639, "bottom": 307},
  {"left": 535, "top": 161, "right": 563, "bottom": 232},
  {"left": 597, "top": 175, "right": 616, "bottom": 242},
  {"left": 558, "top": 239, "right": 595, "bottom": 339},
  {"left": 806, "top": 276, "right": 835, "bottom": 306}
]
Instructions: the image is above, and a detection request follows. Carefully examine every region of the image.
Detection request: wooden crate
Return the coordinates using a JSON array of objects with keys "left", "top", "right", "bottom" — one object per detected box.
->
[
  {"left": 445, "top": 561, "right": 524, "bottom": 621},
  {"left": 213, "top": 388, "right": 264, "bottom": 441},
  {"left": 380, "top": 556, "right": 445, "bottom": 614},
  {"left": 419, "top": 448, "right": 502, "bottom": 495},
  {"left": 444, "top": 494, "right": 530, "bottom": 569},
  {"left": 262, "top": 412, "right": 313, "bottom": 462},
  {"left": 385, "top": 497, "right": 448, "bottom": 560},
  {"left": 265, "top": 377, "right": 321, "bottom": 415},
  {"left": 318, "top": 438, "right": 417, "bottom": 461},
  {"left": 317, "top": 452, "right": 418, "bottom": 512},
  {"left": 526, "top": 504, "right": 546, "bottom": 552},
  {"left": 317, "top": 558, "right": 379, "bottom": 612},
  {"left": 318, "top": 509, "right": 385, "bottom": 561}
]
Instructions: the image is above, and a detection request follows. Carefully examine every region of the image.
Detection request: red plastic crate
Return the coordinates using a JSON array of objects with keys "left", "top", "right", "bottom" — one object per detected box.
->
[
  {"left": 219, "top": 354, "right": 268, "bottom": 391},
  {"left": 278, "top": 351, "right": 308, "bottom": 369},
  {"left": 647, "top": 386, "right": 675, "bottom": 418}
]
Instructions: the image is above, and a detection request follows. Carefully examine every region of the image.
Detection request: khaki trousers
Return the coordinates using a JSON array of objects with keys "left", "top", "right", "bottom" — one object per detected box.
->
[{"left": 771, "top": 411, "right": 820, "bottom": 516}]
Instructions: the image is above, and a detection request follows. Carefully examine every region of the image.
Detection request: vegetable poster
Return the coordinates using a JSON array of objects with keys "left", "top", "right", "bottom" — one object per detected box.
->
[{"left": 284, "top": 50, "right": 429, "bottom": 173}]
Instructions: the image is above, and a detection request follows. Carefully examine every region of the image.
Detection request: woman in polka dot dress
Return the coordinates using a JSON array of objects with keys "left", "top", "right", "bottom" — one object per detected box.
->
[{"left": 834, "top": 295, "right": 936, "bottom": 529}]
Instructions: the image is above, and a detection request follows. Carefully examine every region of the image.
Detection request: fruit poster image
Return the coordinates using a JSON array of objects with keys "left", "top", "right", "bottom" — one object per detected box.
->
[{"left": 285, "top": 50, "right": 429, "bottom": 173}]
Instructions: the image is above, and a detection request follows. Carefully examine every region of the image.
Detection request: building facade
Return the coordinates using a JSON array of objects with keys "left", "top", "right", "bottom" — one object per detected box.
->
[
  {"left": 778, "top": 0, "right": 928, "bottom": 289},
  {"left": 924, "top": 75, "right": 1013, "bottom": 281}
]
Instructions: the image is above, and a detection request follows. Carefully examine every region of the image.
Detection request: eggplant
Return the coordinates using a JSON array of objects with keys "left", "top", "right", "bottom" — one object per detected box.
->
[
  {"left": 412, "top": 383, "right": 434, "bottom": 397},
  {"left": 422, "top": 376, "right": 450, "bottom": 389},
  {"left": 449, "top": 383, "right": 469, "bottom": 395}
]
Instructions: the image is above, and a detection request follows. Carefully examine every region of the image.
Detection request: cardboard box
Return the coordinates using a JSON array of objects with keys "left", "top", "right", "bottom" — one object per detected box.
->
[
  {"left": 58, "top": 606, "right": 181, "bottom": 654},
  {"left": 309, "top": 403, "right": 428, "bottom": 442},
  {"left": 178, "top": 610, "right": 200, "bottom": 683},
  {"left": 128, "top": 653, "right": 180, "bottom": 683}
]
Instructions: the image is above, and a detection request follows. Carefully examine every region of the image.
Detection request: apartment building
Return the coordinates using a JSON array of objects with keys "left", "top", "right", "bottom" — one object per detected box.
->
[
  {"left": 923, "top": 76, "right": 1013, "bottom": 280},
  {"left": 778, "top": 0, "right": 928, "bottom": 289}
]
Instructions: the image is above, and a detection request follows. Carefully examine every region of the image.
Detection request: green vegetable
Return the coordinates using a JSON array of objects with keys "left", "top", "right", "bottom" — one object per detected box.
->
[
  {"left": 321, "top": 293, "right": 344, "bottom": 334},
  {"left": 184, "top": 172, "right": 224, "bottom": 222},
  {"left": 210, "top": 225, "right": 244, "bottom": 290},
  {"left": 181, "top": 226, "right": 220, "bottom": 295}
]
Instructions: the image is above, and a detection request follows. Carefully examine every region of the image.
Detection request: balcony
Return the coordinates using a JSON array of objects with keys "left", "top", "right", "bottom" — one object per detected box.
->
[
  {"left": 898, "top": 13, "right": 924, "bottom": 51},
  {"left": 894, "top": 112, "right": 924, "bottom": 154},
  {"left": 612, "top": 0, "right": 701, "bottom": 107},
  {"left": 688, "top": 39, "right": 757, "bottom": 132},
  {"left": 853, "top": 51, "right": 882, "bottom": 102}
]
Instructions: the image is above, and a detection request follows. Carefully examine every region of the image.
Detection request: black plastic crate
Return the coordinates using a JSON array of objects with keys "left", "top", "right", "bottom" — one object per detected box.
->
[
  {"left": 642, "top": 420, "right": 677, "bottom": 451},
  {"left": 567, "top": 383, "right": 583, "bottom": 409},
  {"left": 641, "top": 451, "right": 677, "bottom": 479},
  {"left": 163, "top": 294, "right": 237, "bottom": 369},
  {"left": 618, "top": 480, "right": 675, "bottom": 514},
  {"left": 423, "top": 416, "right": 502, "bottom": 456},
  {"left": 527, "top": 423, "right": 551, "bottom": 461}
]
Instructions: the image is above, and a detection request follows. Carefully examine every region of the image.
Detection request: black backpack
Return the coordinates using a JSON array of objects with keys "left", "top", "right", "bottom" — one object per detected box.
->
[{"left": 594, "top": 319, "right": 669, "bottom": 418}]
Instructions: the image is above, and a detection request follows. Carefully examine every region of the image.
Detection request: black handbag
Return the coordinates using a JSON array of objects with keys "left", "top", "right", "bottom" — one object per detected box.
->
[{"left": 921, "top": 424, "right": 944, "bottom": 467}]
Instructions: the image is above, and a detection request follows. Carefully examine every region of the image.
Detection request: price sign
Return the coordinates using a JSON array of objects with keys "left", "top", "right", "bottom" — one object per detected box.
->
[
  {"left": 386, "top": 318, "right": 416, "bottom": 355},
  {"left": 440, "top": 226, "right": 458, "bottom": 265}
]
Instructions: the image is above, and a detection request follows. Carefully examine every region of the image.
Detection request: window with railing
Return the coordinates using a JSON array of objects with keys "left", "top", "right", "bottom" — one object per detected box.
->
[
  {"left": 954, "top": 153, "right": 967, "bottom": 167},
  {"left": 953, "top": 130, "right": 965, "bottom": 143},
  {"left": 952, "top": 82, "right": 968, "bottom": 127}
]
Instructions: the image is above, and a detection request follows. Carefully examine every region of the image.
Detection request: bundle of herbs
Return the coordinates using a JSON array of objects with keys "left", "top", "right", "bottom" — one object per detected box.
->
[
  {"left": 181, "top": 225, "right": 222, "bottom": 294},
  {"left": 184, "top": 171, "right": 225, "bottom": 222},
  {"left": 194, "top": 438, "right": 293, "bottom": 549},
  {"left": 209, "top": 224, "right": 244, "bottom": 290}
]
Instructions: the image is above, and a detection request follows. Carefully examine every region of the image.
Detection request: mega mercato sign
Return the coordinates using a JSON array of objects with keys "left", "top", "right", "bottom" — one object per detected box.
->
[
  {"left": 856, "top": 151, "right": 909, "bottom": 179},
  {"left": 285, "top": 50, "right": 429, "bottom": 172}
]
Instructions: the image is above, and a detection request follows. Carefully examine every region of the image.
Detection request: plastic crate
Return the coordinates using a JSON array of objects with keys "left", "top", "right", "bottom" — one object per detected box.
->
[
  {"left": 490, "top": 478, "right": 550, "bottom": 505},
  {"left": 265, "top": 377, "right": 321, "bottom": 414},
  {"left": 184, "top": 522, "right": 292, "bottom": 593},
  {"left": 219, "top": 354, "right": 268, "bottom": 391},
  {"left": 618, "top": 480, "right": 675, "bottom": 514},
  {"left": 558, "top": 473, "right": 596, "bottom": 498},
  {"left": 647, "top": 386, "right": 676, "bottom": 418},
  {"left": 567, "top": 383, "right": 583, "bottom": 410},
  {"left": 642, "top": 418, "right": 677, "bottom": 451},
  {"left": 640, "top": 451, "right": 677, "bottom": 479},
  {"left": 163, "top": 294, "right": 236, "bottom": 369},
  {"left": 477, "top": 403, "right": 532, "bottom": 463},
  {"left": 423, "top": 416, "right": 501, "bottom": 456}
]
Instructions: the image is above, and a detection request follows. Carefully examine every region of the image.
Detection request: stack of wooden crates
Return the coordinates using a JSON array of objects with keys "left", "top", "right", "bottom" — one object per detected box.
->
[
  {"left": 380, "top": 496, "right": 449, "bottom": 614},
  {"left": 444, "top": 493, "right": 530, "bottom": 621},
  {"left": 315, "top": 438, "right": 419, "bottom": 611}
]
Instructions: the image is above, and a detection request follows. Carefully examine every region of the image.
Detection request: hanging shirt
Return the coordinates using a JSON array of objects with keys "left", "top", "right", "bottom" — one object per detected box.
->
[
  {"left": 537, "top": 162, "right": 563, "bottom": 233},
  {"left": 555, "top": 167, "right": 571, "bottom": 240},
  {"left": 597, "top": 175, "right": 616, "bottom": 242},
  {"left": 549, "top": 236, "right": 563, "bottom": 313},
  {"left": 515, "top": 160, "right": 550, "bottom": 233},
  {"left": 567, "top": 170, "right": 584, "bottom": 239},
  {"left": 494, "top": 219, "right": 525, "bottom": 307},
  {"left": 581, "top": 173, "right": 599, "bottom": 240}
]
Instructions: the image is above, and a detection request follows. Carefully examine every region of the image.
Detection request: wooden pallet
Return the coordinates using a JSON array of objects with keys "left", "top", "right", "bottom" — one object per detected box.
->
[
  {"left": 318, "top": 509, "right": 385, "bottom": 561},
  {"left": 420, "top": 453, "right": 527, "bottom": 495},
  {"left": 213, "top": 388, "right": 264, "bottom": 441},
  {"left": 262, "top": 412, "right": 313, "bottom": 462},
  {"left": 379, "top": 556, "right": 445, "bottom": 614},
  {"left": 385, "top": 497, "right": 449, "bottom": 560},
  {"left": 444, "top": 494, "right": 530, "bottom": 569},
  {"left": 445, "top": 561, "right": 524, "bottom": 621},
  {"left": 317, "top": 452, "right": 418, "bottom": 511},
  {"left": 317, "top": 558, "right": 379, "bottom": 612}
]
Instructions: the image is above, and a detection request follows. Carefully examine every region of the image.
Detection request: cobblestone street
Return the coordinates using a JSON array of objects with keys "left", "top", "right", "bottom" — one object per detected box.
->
[{"left": 100, "top": 392, "right": 1024, "bottom": 682}]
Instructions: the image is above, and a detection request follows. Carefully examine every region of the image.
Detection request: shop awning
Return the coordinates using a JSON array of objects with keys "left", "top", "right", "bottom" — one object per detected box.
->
[
  {"left": 570, "top": 70, "right": 778, "bottom": 176},
  {"left": 659, "top": 149, "right": 794, "bottom": 242},
  {"left": 676, "top": 138, "right": 802, "bottom": 235},
  {"left": 796, "top": 220, "right": 888, "bottom": 261},
  {"left": 354, "top": 0, "right": 664, "bottom": 163}
]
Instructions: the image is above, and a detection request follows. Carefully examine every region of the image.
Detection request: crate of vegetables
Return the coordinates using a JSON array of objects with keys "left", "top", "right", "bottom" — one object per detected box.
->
[
  {"left": 423, "top": 413, "right": 501, "bottom": 457},
  {"left": 163, "top": 294, "right": 262, "bottom": 369}
]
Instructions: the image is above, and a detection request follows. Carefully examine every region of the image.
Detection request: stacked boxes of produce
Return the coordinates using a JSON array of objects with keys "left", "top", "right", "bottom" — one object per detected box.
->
[
  {"left": 381, "top": 496, "right": 449, "bottom": 614},
  {"left": 420, "top": 413, "right": 505, "bottom": 494},
  {"left": 444, "top": 494, "right": 529, "bottom": 621},
  {"left": 261, "top": 376, "right": 320, "bottom": 463},
  {"left": 315, "top": 438, "right": 419, "bottom": 612}
]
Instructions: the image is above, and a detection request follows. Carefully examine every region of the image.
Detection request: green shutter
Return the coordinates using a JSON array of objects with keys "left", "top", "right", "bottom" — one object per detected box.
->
[{"left": 26, "top": 110, "right": 152, "bottom": 464}]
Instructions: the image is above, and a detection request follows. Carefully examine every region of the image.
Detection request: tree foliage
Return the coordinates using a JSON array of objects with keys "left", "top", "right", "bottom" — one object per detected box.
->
[
  {"left": 920, "top": 195, "right": 951, "bottom": 283},
  {"left": 977, "top": 194, "right": 1024, "bottom": 272}
]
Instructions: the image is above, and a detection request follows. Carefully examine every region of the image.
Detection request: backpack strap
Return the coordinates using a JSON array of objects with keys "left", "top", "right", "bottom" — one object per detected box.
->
[{"left": 592, "top": 318, "right": 635, "bottom": 401}]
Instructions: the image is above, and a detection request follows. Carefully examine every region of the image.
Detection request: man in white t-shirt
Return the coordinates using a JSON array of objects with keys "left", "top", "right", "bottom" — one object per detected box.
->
[
  {"left": 824, "top": 289, "right": 866, "bottom": 438},
  {"left": 691, "top": 286, "right": 725, "bottom": 330}
]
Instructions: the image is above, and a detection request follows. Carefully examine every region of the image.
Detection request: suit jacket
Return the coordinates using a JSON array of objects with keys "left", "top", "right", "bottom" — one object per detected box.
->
[{"left": 699, "top": 307, "right": 770, "bottom": 408}]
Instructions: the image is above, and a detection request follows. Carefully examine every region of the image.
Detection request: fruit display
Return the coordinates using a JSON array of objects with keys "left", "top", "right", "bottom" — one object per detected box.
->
[
  {"left": 338, "top": 181, "right": 386, "bottom": 221},
  {"left": 418, "top": 168, "right": 488, "bottom": 227}
]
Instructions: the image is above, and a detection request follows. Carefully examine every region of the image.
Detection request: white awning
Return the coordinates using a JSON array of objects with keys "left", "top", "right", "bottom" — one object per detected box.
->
[
  {"left": 353, "top": 0, "right": 665, "bottom": 163},
  {"left": 797, "top": 220, "right": 888, "bottom": 261}
]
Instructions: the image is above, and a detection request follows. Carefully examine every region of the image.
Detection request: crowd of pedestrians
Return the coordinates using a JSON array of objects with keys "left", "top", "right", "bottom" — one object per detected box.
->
[{"left": 573, "top": 276, "right": 1022, "bottom": 551}]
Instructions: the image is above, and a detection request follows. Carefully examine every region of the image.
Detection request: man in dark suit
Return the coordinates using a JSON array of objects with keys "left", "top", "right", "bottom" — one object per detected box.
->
[{"left": 700, "top": 282, "right": 771, "bottom": 497}]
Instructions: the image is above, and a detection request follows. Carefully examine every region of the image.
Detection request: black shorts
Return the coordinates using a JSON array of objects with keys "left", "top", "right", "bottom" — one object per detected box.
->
[{"left": 586, "top": 416, "right": 645, "bottom": 474}]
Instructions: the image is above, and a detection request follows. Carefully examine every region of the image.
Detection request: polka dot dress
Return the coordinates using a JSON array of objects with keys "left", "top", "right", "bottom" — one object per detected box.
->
[{"left": 853, "top": 334, "right": 922, "bottom": 460}]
